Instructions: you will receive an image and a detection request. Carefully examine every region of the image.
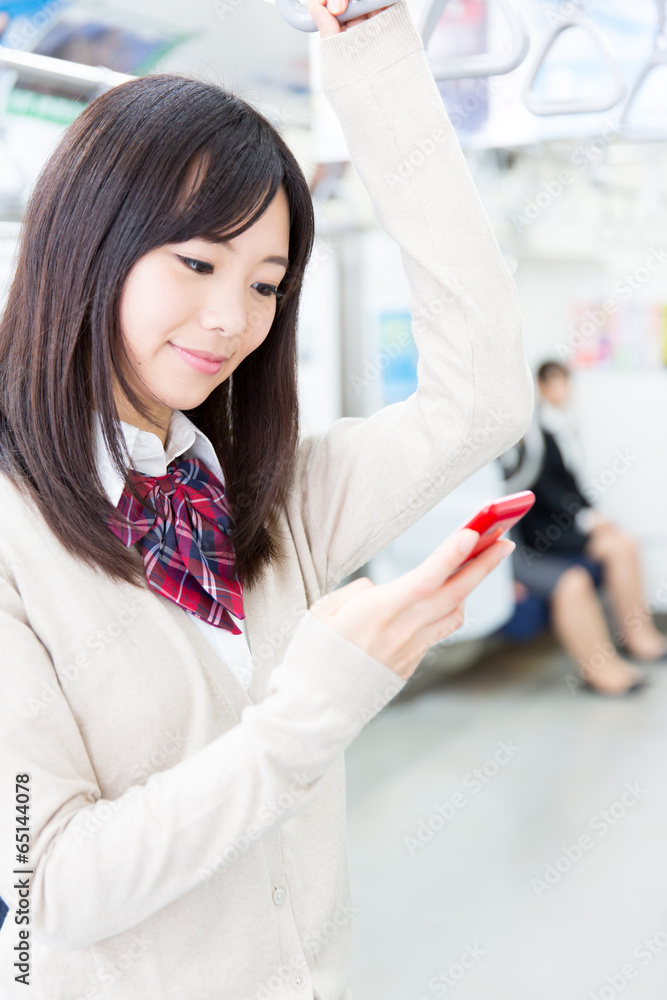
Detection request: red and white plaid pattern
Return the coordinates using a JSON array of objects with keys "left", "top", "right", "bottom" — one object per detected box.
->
[{"left": 107, "top": 455, "right": 244, "bottom": 634}]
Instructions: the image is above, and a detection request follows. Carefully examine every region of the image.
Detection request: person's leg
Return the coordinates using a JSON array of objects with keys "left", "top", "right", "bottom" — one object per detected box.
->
[
  {"left": 584, "top": 524, "right": 667, "bottom": 661},
  {"left": 550, "top": 565, "right": 644, "bottom": 693}
]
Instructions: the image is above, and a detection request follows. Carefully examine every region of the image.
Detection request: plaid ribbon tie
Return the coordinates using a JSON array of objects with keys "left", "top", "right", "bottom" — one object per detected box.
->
[{"left": 107, "top": 455, "right": 244, "bottom": 634}]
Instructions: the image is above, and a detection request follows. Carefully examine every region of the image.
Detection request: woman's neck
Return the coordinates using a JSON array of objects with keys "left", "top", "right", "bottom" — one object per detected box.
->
[{"left": 114, "top": 400, "right": 172, "bottom": 448}]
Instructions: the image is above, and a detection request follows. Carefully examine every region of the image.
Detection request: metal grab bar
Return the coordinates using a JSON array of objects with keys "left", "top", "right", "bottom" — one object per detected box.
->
[
  {"left": 619, "top": 0, "right": 667, "bottom": 141},
  {"left": 0, "top": 47, "right": 133, "bottom": 96},
  {"left": 424, "top": 0, "right": 530, "bottom": 80},
  {"left": 522, "top": 1, "right": 625, "bottom": 115},
  {"left": 274, "top": 0, "right": 400, "bottom": 33}
]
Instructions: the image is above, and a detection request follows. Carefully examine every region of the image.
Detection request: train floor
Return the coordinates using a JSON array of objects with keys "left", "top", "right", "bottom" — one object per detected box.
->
[{"left": 346, "top": 622, "right": 667, "bottom": 1000}]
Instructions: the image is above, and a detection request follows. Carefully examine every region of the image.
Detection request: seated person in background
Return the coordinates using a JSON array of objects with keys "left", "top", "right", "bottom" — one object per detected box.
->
[{"left": 498, "top": 360, "right": 667, "bottom": 696}]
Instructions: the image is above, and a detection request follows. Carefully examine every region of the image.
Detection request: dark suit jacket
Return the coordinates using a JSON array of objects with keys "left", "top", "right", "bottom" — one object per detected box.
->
[{"left": 515, "top": 428, "right": 592, "bottom": 554}]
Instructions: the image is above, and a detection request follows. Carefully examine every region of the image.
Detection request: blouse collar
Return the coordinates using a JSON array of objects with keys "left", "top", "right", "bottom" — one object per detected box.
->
[{"left": 94, "top": 408, "right": 224, "bottom": 507}]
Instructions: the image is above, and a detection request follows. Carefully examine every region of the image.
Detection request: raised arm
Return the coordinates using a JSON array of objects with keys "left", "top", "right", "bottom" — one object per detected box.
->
[{"left": 287, "top": 0, "right": 533, "bottom": 592}]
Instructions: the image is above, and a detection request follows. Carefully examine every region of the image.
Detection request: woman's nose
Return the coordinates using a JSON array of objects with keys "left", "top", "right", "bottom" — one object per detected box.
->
[{"left": 198, "top": 301, "right": 247, "bottom": 340}]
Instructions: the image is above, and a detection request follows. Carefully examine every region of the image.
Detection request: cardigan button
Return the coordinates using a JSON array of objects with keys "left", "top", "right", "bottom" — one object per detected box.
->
[
  {"left": 292, "top": 973, "right": 307, "bottom": 989},
  {"left": 272, "top": 886, "right": 286, "bottom": 905}
]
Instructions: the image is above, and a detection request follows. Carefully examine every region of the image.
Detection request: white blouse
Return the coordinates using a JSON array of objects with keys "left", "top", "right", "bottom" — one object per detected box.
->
[{"left": 93, "top": 407, "right": 254, "bottom": 691}]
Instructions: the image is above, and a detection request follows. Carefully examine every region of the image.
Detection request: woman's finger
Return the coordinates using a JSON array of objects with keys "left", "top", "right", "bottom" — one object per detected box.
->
[
  {"left": 308, "top": 0, "right": 390, "bottom": 37},
  {"left": 401, "top": 601, "right": 468, "bottom": 669},
  {"left": 379, "top": 528, "right": 481, "bottom": 613},
  {"left": 344, "top": 2, "right": 391, "bottom": 26},
  {"left": 307, "top": 0, "right": 338, "bottom": 36},
  {"left": 424, "top": 601, "right": 467, "bottom": 645},
  {"left": 307, "top": 0, "right": 348, "bottom": 36},
  {"left": 407, "top": 537, "right": 514, "bottom": 631}
]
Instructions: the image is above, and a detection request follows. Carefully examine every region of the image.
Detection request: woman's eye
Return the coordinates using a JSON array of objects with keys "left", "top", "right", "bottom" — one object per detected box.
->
[
  {"left": 177, "top": 255, "right": 213, "bottom": 275},
  {"left": 176, "top": 256, "right": 285, "bottom": 298},
  {"left": 253, "top": 283, "right": 285, "bottom": 300}
]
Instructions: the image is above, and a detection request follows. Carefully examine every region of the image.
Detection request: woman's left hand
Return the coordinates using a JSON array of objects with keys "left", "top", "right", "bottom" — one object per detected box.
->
[{"left": 307, "top": 0, "right": 393, "bottom": 37}]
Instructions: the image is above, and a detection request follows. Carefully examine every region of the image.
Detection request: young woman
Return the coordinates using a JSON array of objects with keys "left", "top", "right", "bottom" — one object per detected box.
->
[{"left": 0, "top": 1, "right": 533, "bottom": 996}]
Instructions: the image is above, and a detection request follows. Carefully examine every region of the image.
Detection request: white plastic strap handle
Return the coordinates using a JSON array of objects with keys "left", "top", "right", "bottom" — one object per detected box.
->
[
  {"left": 274, "top": 0, "right": 401, "bottom": 32},
  {"left": 620, "top": 0, "right": 667, "bottom": 141},
  {"left": 425, "top": 0, "right": 530, "bottom": 81},
  {"left": 522, "top": 3, "right": 625, "bottom": 116}
]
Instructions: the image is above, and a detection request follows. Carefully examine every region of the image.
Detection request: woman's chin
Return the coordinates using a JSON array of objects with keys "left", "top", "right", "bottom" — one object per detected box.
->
[{"left": 158, "top": 384, "right": 223, "bottom": 413}]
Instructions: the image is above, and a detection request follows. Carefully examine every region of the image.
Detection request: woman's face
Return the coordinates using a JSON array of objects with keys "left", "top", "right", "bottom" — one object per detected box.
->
[{"left": 115, "top": 185, "right": 291, "bottom": 444}]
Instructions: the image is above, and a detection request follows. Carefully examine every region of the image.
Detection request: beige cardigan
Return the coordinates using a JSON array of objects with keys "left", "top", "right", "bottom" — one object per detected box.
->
[{"left": 0, "top": 3, "right": 533, "bottom": 998}]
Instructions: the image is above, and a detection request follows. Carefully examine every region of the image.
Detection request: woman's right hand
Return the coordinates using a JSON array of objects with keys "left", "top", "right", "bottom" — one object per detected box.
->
[
  {"left": 307, "top": 0, "right": 393, "bottom": 37},
  {"left": 309, "top": 529, "right": 515, "bottom": 680}
]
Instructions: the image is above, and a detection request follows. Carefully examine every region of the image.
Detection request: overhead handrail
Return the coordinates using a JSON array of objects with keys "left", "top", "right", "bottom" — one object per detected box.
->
[
  {"left": 522, "top": 0, "right": 625, "bottom": 116},
  {"left": 0, "top": 49, "right": 132, "bottom": 216},
  {"left": 619, "top": 0, "right": 667, "bottom": 141},
  {"left": 274, "top": 0, "right": 400, "bottom": 33},
  {"left": 278, "top": 0, "right": 529, "bottom": 77},
  {"left": 423, "top": 0, "right": 530, "bottom": 81},
  {"left": 0, "top": 47, "right": 133, "bottom": 96},
  {"left": 0, "top": 67, "right": 28, "bottom": 211},
  {"left": 418, "top": 0, "right": 452, "bottom": 51}
]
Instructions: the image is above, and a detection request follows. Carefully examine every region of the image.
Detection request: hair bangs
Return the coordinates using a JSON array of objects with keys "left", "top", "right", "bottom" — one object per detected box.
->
[{"left": 163, "top": 133, "right": 285, "bottom": 250}]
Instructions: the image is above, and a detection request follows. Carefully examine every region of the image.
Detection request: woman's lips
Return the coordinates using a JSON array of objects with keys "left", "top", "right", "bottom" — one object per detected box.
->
[{"left": 169, "top": 342, "right": 228, "bottom": 375}]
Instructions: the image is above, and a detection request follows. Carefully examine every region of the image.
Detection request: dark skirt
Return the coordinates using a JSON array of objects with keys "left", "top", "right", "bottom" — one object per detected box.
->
[{"left": 510, "top": 524, "right": 604, "bottom": 601}]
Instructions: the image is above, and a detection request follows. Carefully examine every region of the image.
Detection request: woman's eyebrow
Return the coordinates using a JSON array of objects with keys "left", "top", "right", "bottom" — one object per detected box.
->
[
  {"left": 200, "top": 237, "right": 289, "bottom": 270},
  {"left": 262, "top": 254, "right": 290, "bottom": 268}
]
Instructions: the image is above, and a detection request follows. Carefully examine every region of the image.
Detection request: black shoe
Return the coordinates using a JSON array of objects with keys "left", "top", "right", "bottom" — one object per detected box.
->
[
  {"left": 618, "top": 643, "right": 667, "bottom": 664},
  {"left": 579, "top": 675, "right": 649, "bottom": 696}
]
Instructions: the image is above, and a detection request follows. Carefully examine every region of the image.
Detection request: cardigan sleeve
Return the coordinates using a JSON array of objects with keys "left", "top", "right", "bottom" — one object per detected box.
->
[
  {"left": 287, "top": 0, "right": 533, "bottom": 592},
  {"left": 0, "top": 571, "right": 405, "bottom": 951}
]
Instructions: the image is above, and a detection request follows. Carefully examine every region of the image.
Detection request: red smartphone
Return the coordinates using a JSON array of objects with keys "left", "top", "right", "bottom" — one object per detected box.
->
[{"left": 456, "top": 490, "right": 535, "bottom": 567}]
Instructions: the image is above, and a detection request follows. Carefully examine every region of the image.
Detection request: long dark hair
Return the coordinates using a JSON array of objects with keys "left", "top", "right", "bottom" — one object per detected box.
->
[{"left": 0, "top": 73, "right": 314, "bottom": 589}]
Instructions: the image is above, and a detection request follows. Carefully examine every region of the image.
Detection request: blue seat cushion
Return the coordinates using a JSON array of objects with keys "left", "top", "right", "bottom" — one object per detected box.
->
[{"left": 496, "top": 592, "right": 550, "bottom": 643}]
